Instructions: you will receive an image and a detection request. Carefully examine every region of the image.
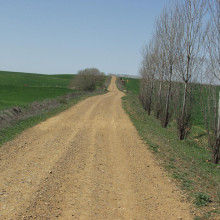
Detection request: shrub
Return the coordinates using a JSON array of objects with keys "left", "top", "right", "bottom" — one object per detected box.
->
[{"left": 72, "top": 68, "right": 105, "bottom": 91}]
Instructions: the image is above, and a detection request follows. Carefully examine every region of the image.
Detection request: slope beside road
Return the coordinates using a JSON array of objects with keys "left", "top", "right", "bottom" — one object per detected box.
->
[{"left": 0, "top": 76, "right": 192, "bottom": 219}]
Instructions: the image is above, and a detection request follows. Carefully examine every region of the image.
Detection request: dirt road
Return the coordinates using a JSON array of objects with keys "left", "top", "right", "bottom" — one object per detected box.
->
[{"left": 0, "top": 76, "right": 192, "bottom": 219}]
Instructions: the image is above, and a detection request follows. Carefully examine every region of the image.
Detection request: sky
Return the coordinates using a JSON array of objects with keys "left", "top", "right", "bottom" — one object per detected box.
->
[{"left": 0, "top": 0, "right": 168, "bottom": 76}]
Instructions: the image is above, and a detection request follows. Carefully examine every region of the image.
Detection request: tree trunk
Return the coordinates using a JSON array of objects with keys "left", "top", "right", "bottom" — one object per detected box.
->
[
  {"left": 163, "top": 64, "right": 173, "bottom": 128},
  {"left": 213, "top": 141, "right": 220, "bottom": 164},
  {"left": 179, "top": 82, "right": 188, "bottom": 140},
  {"left": 156, "top": 81, "right": 162, "bottom": 119},
  {"left": 147, "top": 81, "right": 154, "bottom": 115},
  {"left": 217, "top": 91, "right": 220, "bottom": 141},
  {"left": 213, "top": 92, "right": 220, "bottom": 164},
  {"left": 163, "top": 81, "right": 171, "bottom": 128}
]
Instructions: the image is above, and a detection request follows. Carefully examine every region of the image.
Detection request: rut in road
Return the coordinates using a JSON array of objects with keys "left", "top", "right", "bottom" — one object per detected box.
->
[{"left": 0, "top": 76, "right": 193, "bottom": 219}]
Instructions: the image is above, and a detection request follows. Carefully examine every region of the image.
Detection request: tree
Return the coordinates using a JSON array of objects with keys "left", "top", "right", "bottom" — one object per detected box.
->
[
  {"left": 200, "top": 0, "right": 220, "bottom": 163},
  {"left": 150, "top": 31, "right": 166, "bottom": 119},
  {"left": 175, "top": 0, "right": 206, "bottom": 140},
  {"left": 205, "top": 0, "right": 220, "bottom": 81},
  {"left": 155, "top": 8, "right": 179, "bottom": 127},
  {"left": 72, "top": 68, "right": 105, "bottom": 91},
  {"left": 139, "top": 43, "right": 157, "bottom": 115}
]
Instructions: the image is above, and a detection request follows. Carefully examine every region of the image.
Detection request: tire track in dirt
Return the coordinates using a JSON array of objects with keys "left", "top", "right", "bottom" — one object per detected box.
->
[{"left": 0, "top": 76, "right": 193, "bottom": 219}]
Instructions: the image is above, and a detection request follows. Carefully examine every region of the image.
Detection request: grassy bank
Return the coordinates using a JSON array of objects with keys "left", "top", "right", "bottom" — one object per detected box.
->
[
  {"left": 119, "top": 77, "right": 220, "bottom": 219},
  {"left": 0, "top": 94, "right": 87, "bottom": 145}
]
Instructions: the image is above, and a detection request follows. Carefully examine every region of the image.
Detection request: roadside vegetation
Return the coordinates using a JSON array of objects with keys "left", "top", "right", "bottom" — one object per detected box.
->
[
  {"left": 139, "top": 0, "right": 219, "bottom": 164},
  {"left": 117, "top": 77, "right": 220, "bottom": 219},
  {"left": 0, "top": 70, "right": 110, "bottom": 146}
]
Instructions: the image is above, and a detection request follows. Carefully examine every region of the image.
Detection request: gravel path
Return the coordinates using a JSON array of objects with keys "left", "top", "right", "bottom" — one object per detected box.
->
[{"left": 0, "top": 76, "right": 192, "bottom": 219}]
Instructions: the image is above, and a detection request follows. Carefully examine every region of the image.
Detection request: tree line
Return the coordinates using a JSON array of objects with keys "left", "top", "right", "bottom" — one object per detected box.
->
[{"left": 139, "top": 0, "right": 219, "bottom": 163}]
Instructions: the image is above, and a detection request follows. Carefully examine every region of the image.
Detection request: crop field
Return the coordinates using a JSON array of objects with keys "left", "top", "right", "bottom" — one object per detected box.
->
[{"left": 0, "top": 71, "right": 74, "bottom": 110}]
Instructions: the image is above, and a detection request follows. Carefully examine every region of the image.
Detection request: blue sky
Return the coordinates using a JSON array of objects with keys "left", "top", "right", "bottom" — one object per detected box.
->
[{"left": 0, "top": 0, "right": 167, "bottom": 76}]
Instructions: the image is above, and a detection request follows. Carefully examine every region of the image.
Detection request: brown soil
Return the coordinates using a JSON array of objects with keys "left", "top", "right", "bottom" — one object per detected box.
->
[{"left": 0, "top": 76, "right": 193, "bottom": 219}]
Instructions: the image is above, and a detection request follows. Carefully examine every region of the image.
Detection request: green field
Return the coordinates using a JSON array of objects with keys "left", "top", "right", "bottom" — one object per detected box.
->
[
  {"left": 123, "top": 78, "right": 140, "bottom": 94},
  {"left": 0, "top": 71, "right": 75, "bottom": 110},
  {"left": 120, "top": 77, "right": 220, "bottom": 219}
]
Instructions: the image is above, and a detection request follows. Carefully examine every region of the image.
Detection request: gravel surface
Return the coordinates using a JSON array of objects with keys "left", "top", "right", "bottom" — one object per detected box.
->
[{"left": 0, "top": 76, "right": 192, "bottom": 219}]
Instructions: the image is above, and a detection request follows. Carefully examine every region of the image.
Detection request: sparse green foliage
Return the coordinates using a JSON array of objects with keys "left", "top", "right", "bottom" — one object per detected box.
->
[{"left": 194, "top": 192, "right": 211, "bottom": 207}]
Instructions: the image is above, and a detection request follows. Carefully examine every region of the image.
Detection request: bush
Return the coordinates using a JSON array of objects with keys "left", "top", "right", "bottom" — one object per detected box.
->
[{"left": 72, "top": 68, "right": 105, "bottom": 91}]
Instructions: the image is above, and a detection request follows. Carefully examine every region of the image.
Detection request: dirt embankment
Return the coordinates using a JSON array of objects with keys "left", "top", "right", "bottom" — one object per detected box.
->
[{"left": 0, "top": 76, "right": 193, "bottom": 219}]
